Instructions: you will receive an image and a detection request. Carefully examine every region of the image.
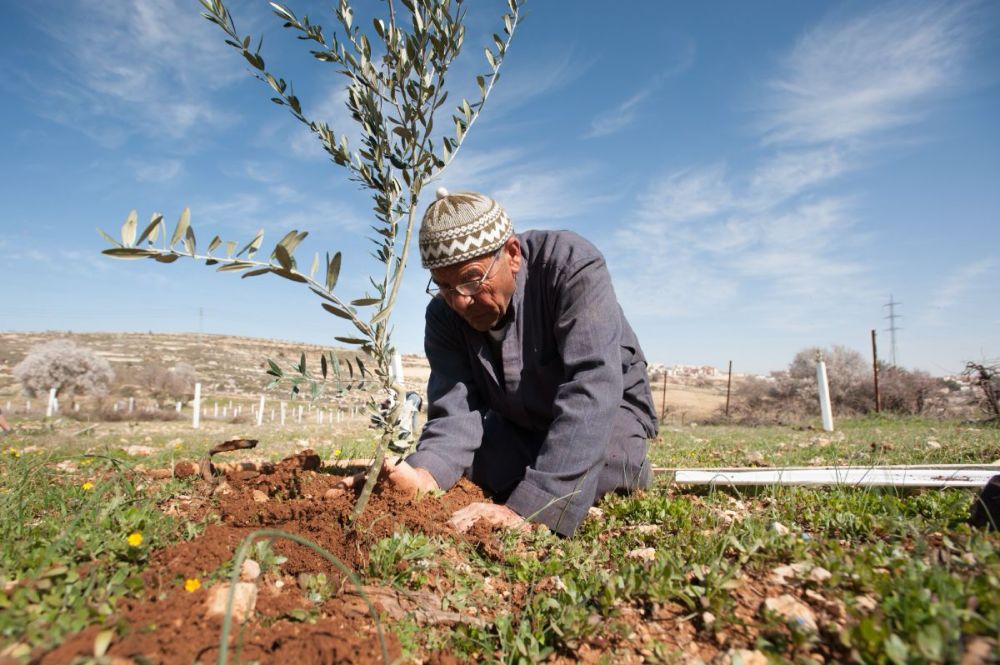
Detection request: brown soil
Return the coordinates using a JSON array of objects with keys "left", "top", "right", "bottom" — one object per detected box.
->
[
  {"left": 38, "top": 450, "right": 488, "bottom": 665},
  {"left": 36, "top": 450, "right": 851, "bottom": 664}
]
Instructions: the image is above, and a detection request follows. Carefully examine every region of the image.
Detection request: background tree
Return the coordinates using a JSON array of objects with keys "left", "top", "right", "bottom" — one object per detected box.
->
[
  {"left": 99, "top": 0, "right": 525, "bottom": 517},
  {"left": 141, "top": 362, "right": 197, "bottom": 402},
  {"left": 14, "top": 340, "right": 115, "bottom": 399}
]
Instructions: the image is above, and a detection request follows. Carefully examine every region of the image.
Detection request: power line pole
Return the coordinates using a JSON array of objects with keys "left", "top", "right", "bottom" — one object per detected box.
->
[{"left": 883, "top": 295, "right": 902, "bottom": 366}]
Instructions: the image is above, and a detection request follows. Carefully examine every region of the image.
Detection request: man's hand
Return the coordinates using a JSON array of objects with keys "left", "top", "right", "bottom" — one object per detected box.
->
[
  {"left": 448, "top": 502, "right": 529, "bottom": 533},
  {"left": 325, "top": 459, "right": 438, "bottom": 500}
]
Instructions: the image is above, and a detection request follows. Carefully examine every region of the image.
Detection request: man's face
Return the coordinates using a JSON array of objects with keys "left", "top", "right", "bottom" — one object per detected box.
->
[{"left": 429, "top": 237, "right": 522, "bottom": 331}]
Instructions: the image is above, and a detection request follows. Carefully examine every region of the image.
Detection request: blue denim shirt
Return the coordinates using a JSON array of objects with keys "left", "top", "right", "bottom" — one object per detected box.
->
[{"left": 406, "top": 230, "right": 658, "bottom": 534}]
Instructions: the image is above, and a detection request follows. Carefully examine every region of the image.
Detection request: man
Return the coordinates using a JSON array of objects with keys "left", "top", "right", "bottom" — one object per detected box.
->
[{"left": 341, "top": 189, "right": 658, "bottom": 536}]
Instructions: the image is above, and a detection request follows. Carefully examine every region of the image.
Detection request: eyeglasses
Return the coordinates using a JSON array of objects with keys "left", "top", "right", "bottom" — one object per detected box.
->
[{"left": 426, "top": 248, "right": 504, "bottom": 299}]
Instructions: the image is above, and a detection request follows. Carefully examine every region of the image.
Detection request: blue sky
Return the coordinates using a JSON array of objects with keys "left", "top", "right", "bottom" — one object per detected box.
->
[{"left": 1, "top": 0, "right": 998, "bottom": 375}]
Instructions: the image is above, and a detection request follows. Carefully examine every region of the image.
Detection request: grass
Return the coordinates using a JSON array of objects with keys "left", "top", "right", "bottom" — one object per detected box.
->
[{"left": 1, "top": 415, "right": 998, "bottom": 663}]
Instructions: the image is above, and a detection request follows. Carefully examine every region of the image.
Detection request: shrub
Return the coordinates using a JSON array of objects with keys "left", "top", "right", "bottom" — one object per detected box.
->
[
  {"left": 140, "top": 363, "right": 197, "bottom": 402},
  {"left": 13, "top": 340, "right": 115, "bottom": 398},
  {"left": 963, "top": 361, "right": 1000, "bottom": 422}
]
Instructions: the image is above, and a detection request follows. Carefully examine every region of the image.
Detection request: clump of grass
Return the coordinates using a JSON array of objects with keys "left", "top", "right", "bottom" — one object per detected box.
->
[{"left": 0, "top": 449, "right": 195, "bottom": 652}]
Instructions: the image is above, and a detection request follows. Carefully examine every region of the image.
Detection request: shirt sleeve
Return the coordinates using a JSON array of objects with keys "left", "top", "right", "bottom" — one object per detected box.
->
[
  {"left": 404, "top": 300, "right": 486, "bottom": 490},
  {"left": 504, "top": 252, "right": 623, "bottom": 536}
]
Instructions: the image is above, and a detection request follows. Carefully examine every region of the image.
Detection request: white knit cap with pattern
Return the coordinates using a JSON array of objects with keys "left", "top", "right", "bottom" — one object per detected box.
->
[{"left": 419, "top": 188, "right": 513, "bottom": 269}]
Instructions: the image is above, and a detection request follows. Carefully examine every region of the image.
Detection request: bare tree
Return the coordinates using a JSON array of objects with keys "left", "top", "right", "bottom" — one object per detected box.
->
[{"left": 14, "top": 340, "right": 115, "bottom": 398}]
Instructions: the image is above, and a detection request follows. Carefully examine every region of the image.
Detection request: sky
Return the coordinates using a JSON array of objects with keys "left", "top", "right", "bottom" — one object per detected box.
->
[{"left": 1, "top": 0, "right": 998, "bottom": 376}]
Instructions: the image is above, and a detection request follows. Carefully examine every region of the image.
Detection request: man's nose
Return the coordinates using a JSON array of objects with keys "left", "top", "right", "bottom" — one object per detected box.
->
[{"left": 446, "top": 291, "right": 474, "bottom": 312}]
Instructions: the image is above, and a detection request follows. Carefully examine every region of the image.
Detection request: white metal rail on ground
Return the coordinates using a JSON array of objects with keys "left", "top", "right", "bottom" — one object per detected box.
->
[{"left": 655, "top": 464, "right": 999, "bottom": 488}]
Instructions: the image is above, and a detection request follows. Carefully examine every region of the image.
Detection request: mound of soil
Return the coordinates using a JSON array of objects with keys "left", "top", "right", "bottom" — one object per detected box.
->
[{"left": 38, "top": 450, "right": 487, "bottom": 665}]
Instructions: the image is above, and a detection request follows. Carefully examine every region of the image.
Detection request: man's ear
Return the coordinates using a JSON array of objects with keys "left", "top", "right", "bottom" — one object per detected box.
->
[{"left": 506, "top": 236, "right": 522, "bottom": 273}]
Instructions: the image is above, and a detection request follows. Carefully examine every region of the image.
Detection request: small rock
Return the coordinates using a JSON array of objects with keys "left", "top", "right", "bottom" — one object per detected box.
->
[
  {"left": 853, "top": 594, "right": 878, "bottom": 612},
  {"left": 626, "top": 547, "right": 656, "bottom": 562},
  {"left": 587, "top": 507, "right": 604, "bottom": 519},
  {"left": 721, "top": 648, "right": 769, "bottom": 665},
  {"left": 204, "top": 582, "right": 258, "bottom": 623},
  {"left": 701, "top": 611, "right": 716, "bottom": 627},
  {"left": 770, "top": 521, "right": 791, "bottom": 536},
  {"left": 770, "top": 562, "right": 811, "bottom": 584},
  {"left": 251, "top": 490, "right": 269, "bottom": 503},
  {"left": 56, "top": 461, "right": 78, "bottom": 472},
  {"left": 125, "top": 445, "right": 156, "bottom": 457},
  {"left": 926, "top": 439, "right": 942, "bottom": 449},
  {"left": 746, "top": 451, "right": 767, "bottom": 466},
  {"left": 632, "top": 524, "right": 659, "bottom": 535},
  {"left": 211, "top": 481, "right": 233, "bottom": 497},
  {"left": 961, "top": 637, "right": 997, "bottom": 665},
  {"left": 173, "top": 461, "right": 199, "bottom": 478},
  {"left": 240, "top": 559, "right": 262, "bottom": 582},
  {"left": 763, "top": 594, "right": 817, "bottom": 632},
  {"left": 808, "top": 566, "right": 832, "bottom": 583}
]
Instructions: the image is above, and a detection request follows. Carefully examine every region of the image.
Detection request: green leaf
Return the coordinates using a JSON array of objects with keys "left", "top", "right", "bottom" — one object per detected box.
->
[
  {"left": 484, "top": 47, "right": 496, "bottom": 69},
  {"left": 208, "top": 235, "right": 222, "bottom": 254},
  {"left": 884, "top": 634, "right": 909, "bottom": 665},
  {"left": 325, "top": 251, "right": 342, "bottom": 291},
  {"left": 237, "top": 230, "right": 264, "bottom": 258},
  {"left": 321, "top": 303, "right": 354, "bottom": 319},
  {"left": 102, "top": 248, "right": 152, "bottom": 260},
  {"left": 241, "top": 268, "right": 272, "bottom": 278},
  {"left": 225, "top": 240, "right": 236, "bottom": 258},
  {"left": 273, "top": 269, "right": 307, "bottom": 283},
  {"left": 171, "top": 208, "right": 191, "bottom": 248},
  {"left": 273, "top": 244, "right": 293, "bottom": 270},
  {"left": 320, "top": 353, "right": 328, "bottom": 379},
  {"left": 370, "top": 308, "right": 391, "bottom": 325},
  {"left": 97, "top": 227, "right": 123, "bottom": 248},
  {"left": 266, "top": 359, "right": 283, "bottom": 377},
  {"left": 334, "top": 336, "right": 368, "bottom": 345},
  {"left": 121, "top": 210, "right": 137, "bottom": 247},
  {"left": 135, "top": 213, "right": 163, "bottom": 246},
  {"left": 154, "top": 253, "right": 180, "bottom": 264},
  {"left": 351, "top": 297, "right": 381, "bottom": 306},
  {"left": 309, "top": 252, "right": 319, "bottom": 279},
  {"left": 184, "top": 226, "right": 196, "bottom": 254},
  {"left": 216, "top": 262, "right": 254, "bottom": 272},
  {"left": 298, "top": 353, "right": 306, "bottom": 374}
]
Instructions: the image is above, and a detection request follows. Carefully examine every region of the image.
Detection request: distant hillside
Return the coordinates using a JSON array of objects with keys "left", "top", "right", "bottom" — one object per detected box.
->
[{"left": 0, "top": 331, "right": 429, "bottom": 399}]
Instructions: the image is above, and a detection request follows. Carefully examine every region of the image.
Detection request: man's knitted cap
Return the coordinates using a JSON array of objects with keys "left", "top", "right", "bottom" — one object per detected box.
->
[{"left": 419, "top": 188, "right": 513, "bottom": 269}]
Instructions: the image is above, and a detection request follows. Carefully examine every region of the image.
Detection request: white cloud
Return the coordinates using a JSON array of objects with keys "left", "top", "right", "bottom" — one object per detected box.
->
[
  {"left": 586, "top": 86, "right": 656, "bottom": 139},
  {"left": 585, "top": 38, "right": 695, "bottom": 138},
  {"left": 614, "top": 1, "right": 977, "bottom": 332},
  {"left": 436, "top": 148, "right": 615, "bottom": 225},
  {"left": 130, "top": 158, "right": 183, "bottom": 183},
  {"left": 760, "top": 2, "right": 973, "bottom": 146},
  {"left": 15, "top": 0, "right": 252, "bottom": 147},
  {"left": 924, "top": 258, "right": 998, "bottom": 325}
]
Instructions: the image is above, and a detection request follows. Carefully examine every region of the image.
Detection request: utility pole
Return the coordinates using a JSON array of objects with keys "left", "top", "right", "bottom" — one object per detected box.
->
[{"left": 883, "top": 295, "right": 902, "bottom": 366}]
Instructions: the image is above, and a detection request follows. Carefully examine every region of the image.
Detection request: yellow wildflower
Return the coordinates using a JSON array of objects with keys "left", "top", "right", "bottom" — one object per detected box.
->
[
  {"left": 184, "top": 578, "right": 201, "bottom": 592},
  {"left": 81, "top": 481, "right": 95, "bottom": 491},
  {"left": 7, "top": 447, "right": 20, "bottom": 458},
  {"left": 334, "top": 448, "right": 342, "bottom": 457},
  {"left": 127, "top": 531, "right": 143, "bottom": 547},
  {"left": 80, "top": 459, "right": 92, "bottom": 466}
]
